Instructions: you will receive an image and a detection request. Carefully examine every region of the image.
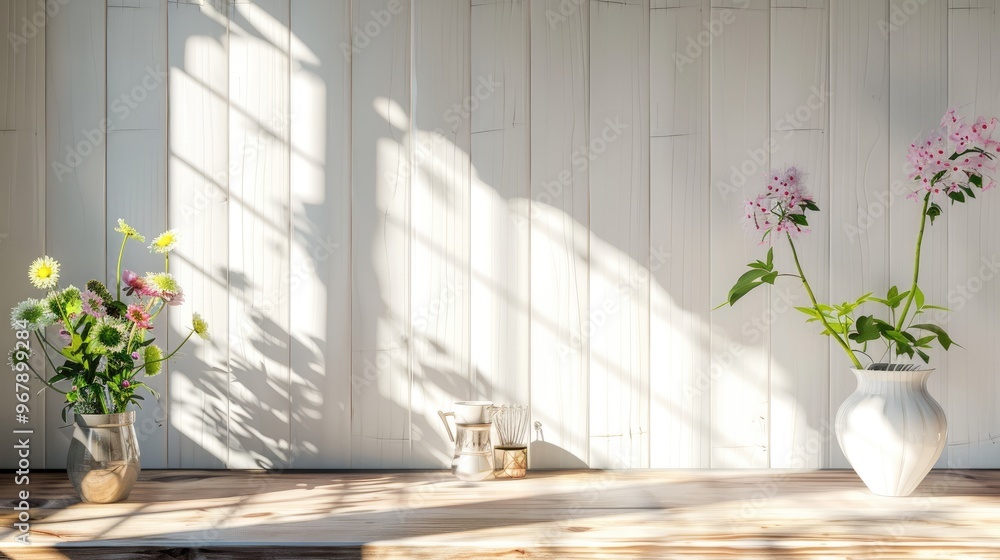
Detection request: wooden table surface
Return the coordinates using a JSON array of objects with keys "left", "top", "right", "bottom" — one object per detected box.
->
[{"left": 2, "top": 469, "right": 1000, "bottom": 559}]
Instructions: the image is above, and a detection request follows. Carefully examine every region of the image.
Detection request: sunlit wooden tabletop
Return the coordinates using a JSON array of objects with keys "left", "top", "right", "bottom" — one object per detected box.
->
[{"left": 1, "top": 469, "right": 999, "bottom": 559}]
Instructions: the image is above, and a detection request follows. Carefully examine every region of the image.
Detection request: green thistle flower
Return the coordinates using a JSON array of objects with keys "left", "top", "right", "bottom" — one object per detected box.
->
[
  {"left": 11, "top": 298, "right": 55, "bottom": 331},
  {"left": 144, "top": 344, "right": 164, "bottom": 375},
  {"left": 88, "top": 319, "right": 128, "bottom": 354},
  {"left": 146, "top": 272, "right": 180, "bottom": 294}
]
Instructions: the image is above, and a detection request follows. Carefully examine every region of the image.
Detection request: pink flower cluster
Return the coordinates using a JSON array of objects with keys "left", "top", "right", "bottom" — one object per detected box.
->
[
  {"left": 906, "top": 109, "right": 999, "bottom": 199},
  {"left": 744, "top": 165, "right": 816, "bottom": 240}
]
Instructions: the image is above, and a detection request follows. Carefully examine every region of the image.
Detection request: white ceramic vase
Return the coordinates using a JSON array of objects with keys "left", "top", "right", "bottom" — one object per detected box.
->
[{"left": 835, "top": 368, "right": 947, "bottom": 497}]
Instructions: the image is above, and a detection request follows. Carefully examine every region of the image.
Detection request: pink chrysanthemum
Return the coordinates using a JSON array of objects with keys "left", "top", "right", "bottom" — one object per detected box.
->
[
  {"left": 80, "top": 289, "right": 105, "bottom": 318},
  {"left": 126, "top": 303, "right": 153, "bottom": 330}
]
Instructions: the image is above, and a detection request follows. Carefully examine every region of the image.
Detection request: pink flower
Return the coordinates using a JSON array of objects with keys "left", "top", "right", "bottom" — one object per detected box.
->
[
  {"left": 122, "top": 269, "right": 150, "bottom": 297},
  {"left": 59, "top": 328, "right": 72, "bottom": 344},
  {"left": 126, "top": 303, "right": 153, "bottom": 330},
  {"left": 745, "top": 166, "right": 816, "bottom": 242},
  {"left": 908, "top": 109, "right": 1000, "bottom": 201},
  {"left": 121, "top": 380, "right": 131, "bottom": 389},
  {"left": 80, "top": 289, "right": 105, "bottom": 318}
]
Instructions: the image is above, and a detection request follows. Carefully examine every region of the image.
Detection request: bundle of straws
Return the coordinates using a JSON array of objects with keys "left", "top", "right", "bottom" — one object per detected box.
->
[{"left": 492, "top": 404, "right": 528, "bottom": 448}]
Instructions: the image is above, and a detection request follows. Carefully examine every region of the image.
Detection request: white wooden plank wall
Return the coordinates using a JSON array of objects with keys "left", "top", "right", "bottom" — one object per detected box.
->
[{"left": 3, "top": 0, "right": 1000, "bottom": 470}]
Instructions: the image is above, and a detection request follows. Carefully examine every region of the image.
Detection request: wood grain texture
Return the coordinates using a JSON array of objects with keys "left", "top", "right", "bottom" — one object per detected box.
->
[
  {"left": 886, "top": 0, "right": 950, "bottom": 467},
  {"left": 167, "top": 0, "right": 231, "bottom": 469},
  {"left": 767, "top": 5, "right": 830, "bottom": 469},
  {"left": 828, "top": 0, "right": 890, "bottom": 469},
  {"left": 0, "top": 0, "right": 46, "bottom": 469},
  {"left": 288, "top": 0, "right": 353, "bottom": 469},
  {"left": 649, "top": 1, "right": 712, "bottom": 469},
  {"left": 708, "top": 3, "right": 770, "bottom": 468},
  {"left": 470, "top": 0, "right": 531, "bottom": 421},
  {"left": 2, "top": 469, "right": 999, "bottom": 558},
  {"left": 44, "top": 0, "right": 107, "bottom": 469},
  {"left": 106, "top": 0, "right": 169, "bottom": 469},
  {"left": 945, "top": 0, "right": 1000, "bottom": 468},
  {"left": 227, "top": 0, "right": 291, "bottom": 469},
  {"left": 529, "top": 0, "right": 591, "bottom": 469},
  {"left": 350, "top": 0, "right": 412, "bottom": 468},
  {"left": 588, "top": 0, "right": 650, "bottom": 469},
  {"left": 411, "top": 0, "right": 473, "bottom": 468}
]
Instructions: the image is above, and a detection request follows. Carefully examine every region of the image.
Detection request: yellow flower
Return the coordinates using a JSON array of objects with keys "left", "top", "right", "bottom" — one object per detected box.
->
[
  {"left": 192, "top": 313, "right": 210, "bottom": 340},
  {"left": 115, "top": 218, "right": 146, "bottom": 243},
  {"left": 149, "top": 230, "right": 179, "bottom": 254},
  {"left": 28, "top": 256, "right": 60, "bottom": 290}
]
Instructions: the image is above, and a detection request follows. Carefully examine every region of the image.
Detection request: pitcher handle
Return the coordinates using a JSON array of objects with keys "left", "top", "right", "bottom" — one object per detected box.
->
[{"left": 437, "top": 410, "right": 455, "bottom": 442}]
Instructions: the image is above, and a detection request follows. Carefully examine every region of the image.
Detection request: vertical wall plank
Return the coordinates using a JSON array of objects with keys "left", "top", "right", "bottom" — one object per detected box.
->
[
  {"left": 289, "top": 0, "right": 353, "bottom": 468},
  {"left": 887, "top": 0, "right": 950, "bottom": 466},
  {"left": 350, "top": 0, "right": 412, "bottom": 468},
  {"left": 709, "top": 0, "right": 770, "bottom": 468},
  {"left": 106, "top": 0, "right": 169, "bottom": 469},
  {"left": 470, "top": 0, "right": 531, "bottom": 430},
  {"left": 649, "top": 0, "right": 712, "bottom": 468},
  {"left": 588, "top": 0, "right": 649, "bottom": 468},
  {"left": 828, "top": 0, "right": 890, "bottom": 468},
  {"left": 768, "top": 3, "right": 829, "bottom": 468},
  {"left": 167, "top": 0, "right": 230, "bottom": 469},
  {"left": 45, "top": 0, "right": 107, "bottom": 469},
  {"left": 946, "top": 0, "right": 1000, "bottom": 468},
  {"left": 0, "top": 0, "right": 46, "bottom": 469},
  {"left": 227, "top": 0, "right": 291, "bottom": 469},
  {"left": 529, "top": 0, "right": 591, "bottom": 468},
  {"left": 410, "top": 0, "right": 472, "bottom": 468}
]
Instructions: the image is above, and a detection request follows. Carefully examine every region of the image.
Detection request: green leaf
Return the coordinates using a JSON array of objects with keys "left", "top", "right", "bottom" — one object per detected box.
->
[
  {"left": 914, "top": 285, "right": 925, "bottom": 310},
  {"left": 914, "top": 335, "right": 936, "bottom": 347},
  {"left": 868, "top": 296, "right": 892, "bottom": 306},
  {"left": 887, "top": 285, "right": 899, "bottom": 300},
  {"left": 912, "top": 323, "right": 958, "bottom": 350},
  {"left": 927, "top": 202, "right": 943, "bottom": 224},
  {"left": 789, "top": 213, "right": 809, "bottom": 226},
  {"left": 762, "top": 271, "right": 778, "bottom": 284},
  {"left": 803, "top": 200, "right": 820, "bottom": 212},
  {"left": 885, "top": 329, "right": 910, "bottom": 345},
  {"left": 849, "top": 315, "right": 882, "bottom": 343},
  {"left": 765, "top": 247, "right": 773, "bottom": 269},
  {"left": 970, "top": 174, "right": 983, "bottom": 188},
  {"left": 921, "top": 304, "right": 950, "bottom": 311},
  {"left": 948, "top": 190, "right": 966, "bottom": 204},
  {"left": 915, "top": 348, "right": 931, "bottom": 363},
  {"left": 795, "top": 306, "right": 821, "bottom": 320},
  {"left": 931, "top": 169, "right": 947, "bottom": 184},
  {"left": 747, "top": 260, "right": 769, "bottom": 270},
  {"left": 854, "top": 292, "right": 874, "bottom": 305},
  {"left": 961, "top": 185, "right": 977, "bottom": 198}
]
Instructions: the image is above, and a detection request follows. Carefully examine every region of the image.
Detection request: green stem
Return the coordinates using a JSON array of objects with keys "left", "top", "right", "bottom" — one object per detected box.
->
[
  {"left": 134, "top": 330, "right": 195, "bottom": 376},
  {"left": 787, "top": 234, "right": 864, "bottom": 369},
  {"left": 116, "top": 235, "right": 128, "bottom": 300},
  {"left": 895, "top": 194, "right": 930, "bottom": 333}
]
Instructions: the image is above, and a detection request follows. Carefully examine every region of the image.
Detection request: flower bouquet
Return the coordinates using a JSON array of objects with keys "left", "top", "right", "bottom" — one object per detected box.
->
[
  {"left": 716, "top": 109, "right": 998, "bottom": 496},
  {"left": 9, "top": 219, "right": 209, "bottom": 418}
]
